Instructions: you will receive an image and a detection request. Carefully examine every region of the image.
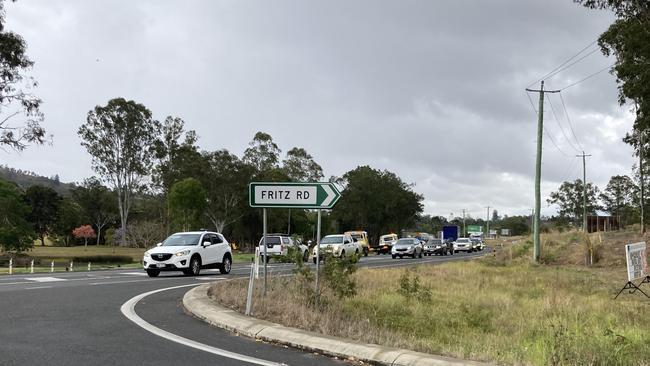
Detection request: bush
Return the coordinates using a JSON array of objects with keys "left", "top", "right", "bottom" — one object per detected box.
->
[
  {"left": 398, "top": 269, "right": 432, "bottom": 303},
  {"left": 71, "top": 255, "right": 133, "bottom": 264},
  {"left": 322, "top": 253, "right": 358, "bottom": 299}
]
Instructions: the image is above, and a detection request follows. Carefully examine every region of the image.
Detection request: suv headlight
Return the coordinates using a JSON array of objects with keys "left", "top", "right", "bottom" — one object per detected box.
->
[
  {"left": 144, "top": 251, "right": 151, "bottom": 257},
  {"left": 175, "top": 250, "right": 191, "bottom": 257}
]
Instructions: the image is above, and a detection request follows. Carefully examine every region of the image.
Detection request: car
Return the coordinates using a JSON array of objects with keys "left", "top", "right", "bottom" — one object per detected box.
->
[
  {"left": 311, "top": 234, "right": 361, "bottom": 263},
  {"left": 391, "top": 237, "right": 423, "bottom": 259},
  {"left": 377, "top": 233, "right": 398, "bottom": 254},
  {"left": 453, "top": 237, "right": 474, "bottom": 253},
  {"left": 344, "top": 231, "right": 370, "bottom": 256},
  {"left": 470, "top": 236, "right": 485, "bottom": 251},
  {"left": 143, "top": 231, "right": 232, "bottom": 277},
  {"left": 424, "top": 238, "right": 450, "bottom": 256},
  {"left": 258, "top": 234, "right": 309, "bottom": 263}
]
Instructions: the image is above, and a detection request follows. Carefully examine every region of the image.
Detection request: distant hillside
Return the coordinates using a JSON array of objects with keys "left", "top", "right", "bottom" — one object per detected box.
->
[{"left": 0, "top": 165, "right": 77, "bottom": 195}]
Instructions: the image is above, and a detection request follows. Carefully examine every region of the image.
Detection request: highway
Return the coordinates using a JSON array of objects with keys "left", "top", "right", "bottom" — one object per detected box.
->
[{"left": 0, "top": 250, "right": 487, "bottom": 366}]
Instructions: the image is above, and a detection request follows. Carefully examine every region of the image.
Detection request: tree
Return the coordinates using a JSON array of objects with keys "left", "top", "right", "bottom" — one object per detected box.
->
[
  {"left": 168, "top": 178, "right": 206, "bottom": 232},
  {"left": 53, "top": 197, "right": 83, "bottom": 246},
  {"left": 0, "top": 0, "right": 46, "bottom": 151},
  {"left": 78, "top": 98, "right": 159, "bottom": 246},
  {"left": 0, "top": 179, "right": 33, "bottom": 251},
  {"left": 202, "top": 150, "right": 251, "bottom": 233},
  {"left": 492, "top": 209, "right": 500, "bottom": 222},
  {"left": 71, "top": 177, "right": 117, "bottom": 245},
  {"left": 547, "top": 179, "right": 602, "bottom": 225},
  {"left": 72, "top": 225, "right": 96, "bottom": 249},
  {"left": 126, "top": 220, "right": 164, "bottom": 248},
  {"left": 243, "top": 131, "right": 281, "bottom": 173},
  {"left": 332, "top": 166, "right": 423, "bottom": 245},
  {"left": 24, "top": 185, "right": 61, "bottom": 246},
  {"left": 600, "top": 175, "right": 638, "bottom": 227},
  {"left": 282, "top": 147, "right": 324, "bottom": 182}
]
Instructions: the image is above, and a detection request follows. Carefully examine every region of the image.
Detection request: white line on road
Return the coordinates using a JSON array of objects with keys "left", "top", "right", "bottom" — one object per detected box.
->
[
  {"left": 90, "top": 279, "right": 154, "bottom": 286},
  {"left": 25, "top": 277, "right": 67, "bottom": 282},
  {"left": 24, "top": 286, "right": 53, "bottom": 290},
  {"left": 120, "top": 284, "right": 287, "bottom": 366}
]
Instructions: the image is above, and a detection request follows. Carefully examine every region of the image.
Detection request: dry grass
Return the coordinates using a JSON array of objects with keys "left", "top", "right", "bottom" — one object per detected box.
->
[{"left": 210, "top": 230, "right": 650, "bottom": 366}]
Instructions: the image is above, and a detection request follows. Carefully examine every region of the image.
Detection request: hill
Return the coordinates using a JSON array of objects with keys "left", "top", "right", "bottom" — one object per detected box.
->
[{"left": 0, "top": 165, "right": 76, "bottom": 195}]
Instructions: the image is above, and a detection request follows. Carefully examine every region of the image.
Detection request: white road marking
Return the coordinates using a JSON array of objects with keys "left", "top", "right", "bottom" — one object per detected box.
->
[
  {"left": 90, "top": 279, "right": 153, "bottom": 286},
  {"left": 118, "top": 272, "right": 148, "bottom": 276},
  {"left": 24, "top": 286, "right": 52, "bottom": 290},
  {"left": 194, "top": 277, "right": 225, "bottom": 281},
  {"left": 121, "top": 284, "right": 287, "bottom": 366},
  {"left": 25, "top": 277, "right": 67, "bottom": 283}
]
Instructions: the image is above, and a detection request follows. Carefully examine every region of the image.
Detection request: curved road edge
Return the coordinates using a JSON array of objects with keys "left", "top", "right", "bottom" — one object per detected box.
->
[{"left": 183, "top": 284, "right": 493, "bottom": 366}]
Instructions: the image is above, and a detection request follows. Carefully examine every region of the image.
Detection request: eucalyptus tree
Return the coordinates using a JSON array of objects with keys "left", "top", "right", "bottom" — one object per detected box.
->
[{"left": 78, "top": 98, "right": 159, "bottom": 246}]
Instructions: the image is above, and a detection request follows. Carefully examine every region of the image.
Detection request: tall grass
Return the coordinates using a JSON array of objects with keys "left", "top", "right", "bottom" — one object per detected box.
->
[{"left": 211, "top": 230, "right": 650, "bottom": 366}]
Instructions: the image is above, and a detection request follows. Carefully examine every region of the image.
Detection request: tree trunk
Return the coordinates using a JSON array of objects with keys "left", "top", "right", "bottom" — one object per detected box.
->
[
  {"left": 84, "top": 237, "right": 88, "bottom": 250},
  {"left": 40, "top": 233, "right": 45, "bottom": 246}
]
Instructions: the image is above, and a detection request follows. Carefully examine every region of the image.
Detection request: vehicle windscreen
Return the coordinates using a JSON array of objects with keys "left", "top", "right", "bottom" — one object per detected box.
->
[
  {"left": 383, "top": 237, "right": 394, "bottom": 242},
  {"left": 457, "top": 238, "right": 470, "bottom": 243},
  {"left": 430, "top": 239, "right": 442, "bottom": 244},
  {"left": 162, "top": 234, "right": 201, "bottom": 246},
  {"left": 321, "top": 236, "right": 344, "bottom": 244},
  {"left": 396, "top": 238, "right": 414, "bottom": 245},
  {"left": 259, "top": 236, "right": 281, "bottom": 245},
  {"left": 350, "top": 234, "right": 363, "bottom": 240}
]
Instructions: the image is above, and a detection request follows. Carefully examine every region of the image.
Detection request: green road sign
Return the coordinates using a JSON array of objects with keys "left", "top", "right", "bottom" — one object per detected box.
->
[
  {"left": 467, "top": 225, "right": 483, "bottom": 233},
  {"left": 249, "top": 182, "right": 341, "bottom": 209}
]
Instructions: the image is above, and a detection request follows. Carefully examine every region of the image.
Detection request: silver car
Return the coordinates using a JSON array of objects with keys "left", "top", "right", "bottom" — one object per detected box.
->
[
  {"left": 454, "top": 237, "right": 474, "bottom": 253},
  {"left": 391, "top": 238, "right": 423, "bottom": 259}
]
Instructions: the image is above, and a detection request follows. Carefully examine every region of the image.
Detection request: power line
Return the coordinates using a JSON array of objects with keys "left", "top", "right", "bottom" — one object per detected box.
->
[
  {"left": 547, "top": 95, "right": 581, "bottom": 153},
  {"left": 543, "top": 48, "right": 600, "bottom": 82},
  {"left": 558, "top": 92, "right": 584, "bottom": 151},
  {"left": 544, "top": 125, "right": 571, "bottom": 157},
  {"left": 560, "top": 63, "right": 615, "bottom": 91},
  {"left": 527, "top": 40, "right": 598, "bottom": 88}
]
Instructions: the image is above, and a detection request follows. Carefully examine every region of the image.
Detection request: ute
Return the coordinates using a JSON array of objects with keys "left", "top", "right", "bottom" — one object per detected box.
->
[{"left": 344, "top": 230, "right": 370, "bottom": 256}]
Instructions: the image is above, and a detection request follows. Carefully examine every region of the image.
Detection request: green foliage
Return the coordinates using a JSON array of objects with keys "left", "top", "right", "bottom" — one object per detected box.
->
[
  {"left": 52, "top": 197, "right": 83, "bottom": 246},
  {"left": 547, "top": 179, "right": 602, "bottom": 225},
  {"left": 24, "top": 184, "right": 62, "bottom": 246},
  {"left": 322, "top": 253, "right": 358, "bottom": 299},
  {"left": 282, "top": 147, "right": 323, "bottom": 182},
  {"left": 0, "top": 179, "right": 34, "bottom": 251},
  {"left": 398, "top": 269, "right": 432, "bottom": 303},
  {"left": 243, "top": 131, "right": 281, "bottom": 172},
  {"left": 77, "top": 98, "right": 159, "bottom": 246},
  {"left": 599, "top": 175, "right": 638, "bottom": 227},
  {"left": 332, "top": 166, "right": 423, "bottom": 245},
  {"left": 0, "top": 166, "right": 75, "bottom": 195},
  {"left": 71, "top": 177, "right": 117, "bottom": 244},
  {"left": 169, "top": 178, "right": 206, "bottom": 232},
  {"left": 0, "top": 0, "right": 45, "bottom": 151}
]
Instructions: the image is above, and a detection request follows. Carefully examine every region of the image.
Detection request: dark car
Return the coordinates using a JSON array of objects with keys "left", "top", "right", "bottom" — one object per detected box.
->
[{"left": 424, "top": 238, "right": 449, "bottom": 256}]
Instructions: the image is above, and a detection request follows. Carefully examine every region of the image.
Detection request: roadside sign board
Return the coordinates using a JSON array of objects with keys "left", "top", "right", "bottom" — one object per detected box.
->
[
  {"left": 625, "top": 242, "right": 648, "bottom": 282},
  {"left": 467, "top": 225, "right": 483, "bottom": 234},
  {"left": 249, "top": 182, "right": 341, "bottom": 209}
]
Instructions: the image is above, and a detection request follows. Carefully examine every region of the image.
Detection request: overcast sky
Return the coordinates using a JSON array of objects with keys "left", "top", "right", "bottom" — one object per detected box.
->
[{"left": 1, "top": 0, "right": 633, "bottom": 219}]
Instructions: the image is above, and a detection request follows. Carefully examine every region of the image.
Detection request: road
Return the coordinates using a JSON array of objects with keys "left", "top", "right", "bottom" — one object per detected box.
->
[{"left": 0, "top": 250, "right": 487, "bottom": 366}]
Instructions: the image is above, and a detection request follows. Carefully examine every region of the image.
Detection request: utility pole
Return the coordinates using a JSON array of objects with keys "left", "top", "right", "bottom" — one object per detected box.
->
[
  {"left": 486, "top": 206, "right": 490, "bottom": 238},
  {"left": 462, "top": 209, "right": 466, "bottom": 237},
  {"left": 526, "top": 81, "right": 560, "bottom": 264},
  {"left": 576, "top": 151, "right": 592, "bottom": 232}
]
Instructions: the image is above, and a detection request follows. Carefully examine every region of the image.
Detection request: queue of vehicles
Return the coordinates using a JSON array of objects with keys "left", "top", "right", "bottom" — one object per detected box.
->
[{"left": 142, "top": 227, "right": 486, "bottom": 277}]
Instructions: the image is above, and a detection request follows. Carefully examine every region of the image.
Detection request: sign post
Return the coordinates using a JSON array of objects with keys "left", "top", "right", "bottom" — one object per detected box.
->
[
  {"left": 249, "top": 182, "right": 341, "bottom": 298},
  {"left": 614, "top": 242, "right": 650, "bottom": 299}
]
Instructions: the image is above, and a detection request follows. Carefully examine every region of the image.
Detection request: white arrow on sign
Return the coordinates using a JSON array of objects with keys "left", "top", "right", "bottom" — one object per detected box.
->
[{"left": 321, "top": 184, "right": 336, "bottom": 207}]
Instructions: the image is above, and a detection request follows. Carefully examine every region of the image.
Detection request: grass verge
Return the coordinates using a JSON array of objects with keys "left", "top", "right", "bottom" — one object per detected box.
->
[{"left": 209, "top": 231, "right": 650, "bottom": 366}]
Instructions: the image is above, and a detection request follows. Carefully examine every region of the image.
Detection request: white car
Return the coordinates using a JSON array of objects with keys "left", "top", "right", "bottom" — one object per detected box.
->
[
  {"left": 258, "top": 234, "right": 309, "bottom": 262},
  {"left": 453, "top": 237, "right": 474, "bottom": 253},
  {"left": 143, "top": 231, "right": 232, "bottom": 277},
  {"left": 311, "top": 234, "right": 361, "bottom": 263}
]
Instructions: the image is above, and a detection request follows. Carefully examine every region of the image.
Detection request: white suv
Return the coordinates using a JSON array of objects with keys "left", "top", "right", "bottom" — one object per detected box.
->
[
  {"left": 258, "top": 235, "right": 309, "bottom": 263},
  {"left": 311, "top": 234, "right": 361, "bottom": 263},
  {"left": 143, "top": 231, "right": 232, "bottom": 277}
]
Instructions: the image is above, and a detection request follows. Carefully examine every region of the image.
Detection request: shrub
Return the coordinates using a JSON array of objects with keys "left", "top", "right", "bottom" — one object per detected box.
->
[
  {"left": 398, "top": 269, "right": 432, "bottom": 303},
  {"left": 322, "top": 253, "right": 358, "bottom": 299}
]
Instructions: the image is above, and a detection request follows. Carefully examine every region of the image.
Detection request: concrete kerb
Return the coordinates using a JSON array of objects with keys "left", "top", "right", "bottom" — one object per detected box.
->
[{"left": 183, "top": 284, "right": 493, "bottom": 366}]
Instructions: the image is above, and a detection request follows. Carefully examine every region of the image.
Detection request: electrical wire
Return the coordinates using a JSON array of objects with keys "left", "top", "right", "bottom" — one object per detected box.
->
[
  {"left": 558, "top": 92, "right": 584, "bottom": 151},
  {"left": 547, "top": 96, "right": 581, "bottom": 153},
  {"left": 560, "top": 63, "right": 615, "bottom": 91},
  {"left": 543, "top": 126, "right": 571, "bottom": 157},
  {"left": 527, "top": 40, "right": 598, "bottom": 88}
]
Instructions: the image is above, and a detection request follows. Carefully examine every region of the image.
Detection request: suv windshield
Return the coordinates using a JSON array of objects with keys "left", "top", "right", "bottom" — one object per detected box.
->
[
  {"left": 162, "top": 233, "right": 201, "bottom": 246},
  {"left": 396, "top": 238, "right": 414, "bottom": 245},
  {"left": 430, "top": 239, "right": 442, "bottom": 244},
  {"left": 321, "top": 236, "right": 344, "bottom": 244},
  {"left": 457, "top": 238, "right": 470, "bottom": 243}
]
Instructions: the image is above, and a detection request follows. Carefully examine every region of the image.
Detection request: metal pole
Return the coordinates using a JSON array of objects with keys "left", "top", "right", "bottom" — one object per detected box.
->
[
  {"left": 315, "top": 209, "right": 321, "bottom": 295},
  {"left": 640, "top": 129, "right": 645, "bottom": 234},
  {"left": 582, "top": 152, "right": 587, "bottom": 232},
  {"left": 245, "top": 262, "right": 255, "bottom": 316},
  {"left": 533, "top": 81, "right": 544, "bottom": 264},
  {"left": 486, "top": 206, "right": 490, "bottom": 238},
  {"left": 462, "top": 209, "right": 466, "bottom": 237},
  {"left": 263, "top": 208, "right": 267, "bottom": 296}
]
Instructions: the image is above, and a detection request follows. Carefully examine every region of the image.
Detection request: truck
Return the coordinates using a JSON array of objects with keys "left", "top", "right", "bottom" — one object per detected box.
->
[{"left": 442, "top": 225, "right": 460, "bottom": 243}]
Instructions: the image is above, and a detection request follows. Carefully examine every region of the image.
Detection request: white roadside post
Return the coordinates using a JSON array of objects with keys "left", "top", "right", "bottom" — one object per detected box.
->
[
  {"left": 30, "top": 259, "right": 34, "bottom": 274},
  {"left": 8, "top": 258, "right": 12, "bottom": 275},
  {"left": 262, "top": 208, "right": 268, "bottom": 296},
  {"left": 70, "top": 261, "right": 74, "bottom": 272},
  {"left": 50, "top": 261, "right": 54, "bottom": 273},
  {"left": 315, "top": 209, "right": 321, "bottom": 295},
  {"left": 254, "top": 247, "right": 260, "bottom": 279},
  {"left": 245, "top": 262, "right": 255, "bottom": 316},
  {"left": 88, "top": 262, "right": 91, "bottom": 271}
]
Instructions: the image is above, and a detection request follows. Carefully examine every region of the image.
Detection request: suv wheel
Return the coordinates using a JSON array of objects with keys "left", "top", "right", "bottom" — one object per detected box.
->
[
  {"left": 219, "top": 254, "right": 232, "bottom": 274},
  {"left": 189, "top": 256, "right": 201, "bottom": 276},
  {"left": 363, "top": 247, "right": 369, "bottom": 257},
  {"left": 146, "top": 269, "right": 160, "bottom": 277}
]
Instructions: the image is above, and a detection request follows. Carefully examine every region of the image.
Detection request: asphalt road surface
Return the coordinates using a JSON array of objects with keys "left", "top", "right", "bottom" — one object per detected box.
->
[{"left": 0, "top": 249, "right": 488, "bottom": 366}]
